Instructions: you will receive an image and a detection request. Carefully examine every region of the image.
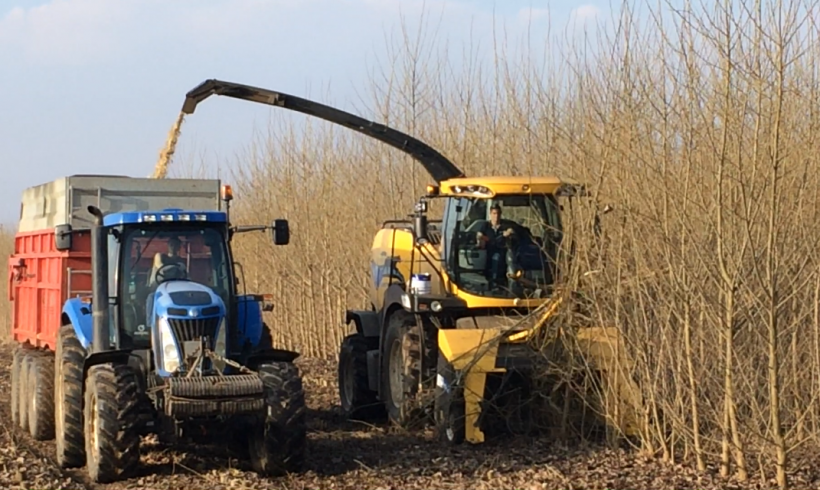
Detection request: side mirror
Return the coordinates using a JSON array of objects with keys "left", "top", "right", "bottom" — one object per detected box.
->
[
  {"left": 271, "top": 219, "right": 289, "bottom": 246},
  {"left": 55, "top": 224, "right": 73, "bottom": 251}
]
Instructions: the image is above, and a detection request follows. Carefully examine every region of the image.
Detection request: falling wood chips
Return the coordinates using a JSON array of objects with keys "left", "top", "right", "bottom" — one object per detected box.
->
[{"left": 151, "top": 111, "right": 186, "bottom": 179}]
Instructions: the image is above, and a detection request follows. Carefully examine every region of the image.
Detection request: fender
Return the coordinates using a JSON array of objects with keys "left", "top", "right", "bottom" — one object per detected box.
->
[
  {"left": 82, "top": 349, "right": 137, "bottom": 381},
  {"left": 245, "top": 348, "right": 300, "bottom": 370},
  {"left": 377, "top": 284, "right": 409, "bottom": 351},
  {"left": 62, "top": 298, "right": 93, "bottom": 350},
  {"left": 346, "top": 310, "right": 380, "bottom": 338},
  {"left": 236, "top": 294, "right": 264, "bottom": 348}
]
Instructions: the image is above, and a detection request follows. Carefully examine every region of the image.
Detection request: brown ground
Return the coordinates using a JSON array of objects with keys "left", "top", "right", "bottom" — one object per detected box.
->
[{"left": 0, "top": 343, "right": 817, "bottom": 490}]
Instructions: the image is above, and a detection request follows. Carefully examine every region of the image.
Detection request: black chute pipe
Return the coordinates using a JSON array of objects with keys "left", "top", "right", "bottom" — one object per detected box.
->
[
  {"left": 181, "top": 79, "right": 466, "bottom": 184},
  {"left": 87, "top": 205, "right": 110, "bottom": 353}
]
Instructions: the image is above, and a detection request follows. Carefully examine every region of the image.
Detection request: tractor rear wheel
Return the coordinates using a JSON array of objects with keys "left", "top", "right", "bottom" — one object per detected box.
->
[
  {"left": 55, "top": 324, "right": 87, "bottom": 468},
  {"left": 83, "top": 364, "right": 141, "bottom": 483},
  {"left": 249, "top": 362, "right": 307, "bottom": 476},
  {"left": 338, "top": 334, "right": 384, "bottom": 420},
  {"left": 28, "top": 354, "right": 56, "bottom": 440}
]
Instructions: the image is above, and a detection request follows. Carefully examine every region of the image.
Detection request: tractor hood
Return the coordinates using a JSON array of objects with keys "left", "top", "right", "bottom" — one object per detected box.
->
[{"left": 153, "top": 280, "right": 225, "bottom": 318}]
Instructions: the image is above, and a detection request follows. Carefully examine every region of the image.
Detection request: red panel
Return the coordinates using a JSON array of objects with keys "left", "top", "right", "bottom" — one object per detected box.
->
[{"left": 8, "top": 229, "right": 91, "bottom": 351}]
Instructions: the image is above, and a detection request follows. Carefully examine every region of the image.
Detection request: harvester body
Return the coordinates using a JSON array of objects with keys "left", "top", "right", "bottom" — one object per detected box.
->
[
  {"left": 177, "top": 78, "right": 643, "bottom": 446},
  {"left": 8, "top": 175, "right": 305, "bottom": 483}
]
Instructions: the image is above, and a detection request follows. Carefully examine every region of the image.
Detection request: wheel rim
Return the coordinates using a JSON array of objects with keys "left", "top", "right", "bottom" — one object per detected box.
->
[
  {"left": 89, "top": 393, "right": 99, "bottom": 458},
  {"left": 55, "top": 366, "right": 63, "bottom": 431},
  {"left": 30, "top": 369, "right": 37, "bottom": 427},
  {"left": 388, "top": 339, "right": 404, "bottom": 407}
]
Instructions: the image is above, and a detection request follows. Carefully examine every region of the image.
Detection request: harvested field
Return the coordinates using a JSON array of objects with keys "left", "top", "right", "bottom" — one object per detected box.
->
[{"left": 0, "top": 343, "right": 816, "bottom": 490}]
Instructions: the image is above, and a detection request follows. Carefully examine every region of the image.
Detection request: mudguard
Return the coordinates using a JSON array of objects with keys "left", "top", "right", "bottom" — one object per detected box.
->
[
  {"left": 62, "top": 298, "right": 93, "bottom": 350},
  {"left": 236, "top": 294, "right": 264, "bottom": 348},
  {"left": 346, "top": 310, "right": 380, "bottom": 338}
]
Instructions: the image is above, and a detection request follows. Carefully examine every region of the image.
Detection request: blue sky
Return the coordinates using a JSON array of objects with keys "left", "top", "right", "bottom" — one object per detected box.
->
[{"left": 0, "top": 0, "right": 614, "bottom": 226}]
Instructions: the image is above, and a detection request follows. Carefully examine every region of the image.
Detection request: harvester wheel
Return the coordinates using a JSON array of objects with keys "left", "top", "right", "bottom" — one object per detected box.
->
[
  {"left": 83, "top": 364, "right": 141, "bottom": 483},
  {"left": 338, "top": 334, "right": 384, "bottom": 420},
  {"left": 55, "top": 324, "right": 87, "bottom": 468},
  {"left": 10, "top": 348, "right": 23, "bottom": 426},
  {"left": 28, "top": 354, "right": 56, "bottom": 441},
  {"left": 434, "top": 356, "right": 465, "bottom": 444},
  {"left": 250, "top": 362, "right": 307, "bottom": 476},
  {"left": 382, "top": 311, "right": 426, "bottom": 429}
]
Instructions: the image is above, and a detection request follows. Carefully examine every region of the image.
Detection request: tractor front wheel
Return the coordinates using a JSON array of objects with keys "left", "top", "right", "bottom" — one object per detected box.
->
[
  {"left": 83, "top": 364, "right": 141, "bottom": 483},
  {"left": 249, "top": 362, "right": 307, "bottom": 476}
]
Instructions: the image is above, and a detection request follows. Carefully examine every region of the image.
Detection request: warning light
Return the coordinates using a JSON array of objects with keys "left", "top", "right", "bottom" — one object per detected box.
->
[{"left": 221, "top": 185, "right": 233, "bottom": 202}]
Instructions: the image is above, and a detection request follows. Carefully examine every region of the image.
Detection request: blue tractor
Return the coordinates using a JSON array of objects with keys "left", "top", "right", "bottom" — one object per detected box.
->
[{"left": 52, "top": 188, "right": 305, "bottom": 483}]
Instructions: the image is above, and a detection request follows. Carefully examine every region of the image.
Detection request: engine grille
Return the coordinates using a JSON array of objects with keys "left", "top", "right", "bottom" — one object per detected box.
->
[{"left": 168, "top": 316, "right": 220, "bottom": 343}]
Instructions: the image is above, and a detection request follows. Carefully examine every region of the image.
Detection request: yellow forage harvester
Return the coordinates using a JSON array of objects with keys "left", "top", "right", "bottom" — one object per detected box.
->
[{"left": 176, "top": 78, "right": 644, "bottom": 445}]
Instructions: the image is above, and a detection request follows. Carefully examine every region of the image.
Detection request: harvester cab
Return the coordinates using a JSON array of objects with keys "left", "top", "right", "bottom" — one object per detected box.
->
[
  {"left": 9, "top": 176, "right": 306, "bottom": 484},
  {"left": 174, "top": 78, "right": 641, "bottom": 448}
]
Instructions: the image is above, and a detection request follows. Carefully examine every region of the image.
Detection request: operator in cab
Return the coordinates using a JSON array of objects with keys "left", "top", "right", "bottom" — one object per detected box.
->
[
  {"left": 475, "top": 203, "right": 518, "bottom": 289},
  {"left": 148, "top": 236, "right": 188, "bottom": 287}
]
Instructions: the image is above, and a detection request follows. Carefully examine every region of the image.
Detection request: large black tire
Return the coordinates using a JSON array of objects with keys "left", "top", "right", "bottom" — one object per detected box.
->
[
  {"left": 10, "top": 348, "right": 23, "bottom": 426},
  {"left": 381, "top": 311, "right": 425, "bottom": 429},
  {"left": 55, "top": 324, "right": 87, "bottom": 468},
  {"left": 338, "top": 334, "right": 385, "bottom": 421},
  {"left": 434, "top": 355, "right": 465, "bottom": 445},
  {"left": 248, "top": 362, "right": 307, "bottom": 477},
  {"left": 28, "top": 354, "right": 56, "bottom": 440},
  {"left": 83, "top": 364, "right": 141, "bottom": 483}
]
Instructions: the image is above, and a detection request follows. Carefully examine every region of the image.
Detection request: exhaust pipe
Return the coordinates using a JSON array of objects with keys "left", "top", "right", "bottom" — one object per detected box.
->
[{"left": 87, "top": 205, "right": 110, "bottom": 353}]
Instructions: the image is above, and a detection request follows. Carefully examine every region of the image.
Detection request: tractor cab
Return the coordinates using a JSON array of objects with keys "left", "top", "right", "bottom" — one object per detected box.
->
[
  {"left": 100, "top": 210, "right": 235, "bottom": 372},
  {"left": 425, "top": 176, "right": 581, "bottom": 300},
  {"left": 97, "top": 203, "right": 289, "bottom": 376}
]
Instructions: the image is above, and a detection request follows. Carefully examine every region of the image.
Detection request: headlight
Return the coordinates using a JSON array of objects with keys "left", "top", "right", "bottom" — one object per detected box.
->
[{"left": 158, "top": 317, "right": 180, "bottom": 373}]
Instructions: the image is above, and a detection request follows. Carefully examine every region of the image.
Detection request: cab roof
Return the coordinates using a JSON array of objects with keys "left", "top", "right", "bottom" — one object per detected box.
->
[{"left": 437, "top": 175, "right": 585, "bottom": 197}]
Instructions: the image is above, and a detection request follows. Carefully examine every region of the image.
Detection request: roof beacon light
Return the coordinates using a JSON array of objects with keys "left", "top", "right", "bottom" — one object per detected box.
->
[{"left": 221, "top": 184, "right": 233, "bottom": 202}]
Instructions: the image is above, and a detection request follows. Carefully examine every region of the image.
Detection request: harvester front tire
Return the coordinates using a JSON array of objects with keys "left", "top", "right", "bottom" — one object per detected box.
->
[
  {"left": 10, "top": 348, "right": 23, "bottom": 427},
  {"left": 382, "top": 311, "right": 425, "bottom": 429},
  {"left": 55, "top": 324, "right": 87, "bottom": 468},
  {"left": 338, "top": 334, "right": 384, "bottom": 420},
  {"left": 250, "top": 362, "right": 307, "bottom": 477},
  {"left": 83, "top": 364, "right": 141, "bottom": 483},
  {"left": 434, "top": 356, "right": 465, "bottom": 445},
  {"left": 28, "top": 354, "right": 56, "bottom": 441}
]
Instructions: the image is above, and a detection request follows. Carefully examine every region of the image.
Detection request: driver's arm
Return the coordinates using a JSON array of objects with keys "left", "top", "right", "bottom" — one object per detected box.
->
[{"left": 148, "top": 253, "right": 165, "bottom": 286}]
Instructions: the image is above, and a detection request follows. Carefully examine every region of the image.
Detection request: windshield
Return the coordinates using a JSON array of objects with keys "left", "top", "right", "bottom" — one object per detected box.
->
[
  {"left": 445, "top": 194, "right": 562, "bottom": 299},
  {"left": 117, "top": 224, "right": 233, "bottom": 347}
]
